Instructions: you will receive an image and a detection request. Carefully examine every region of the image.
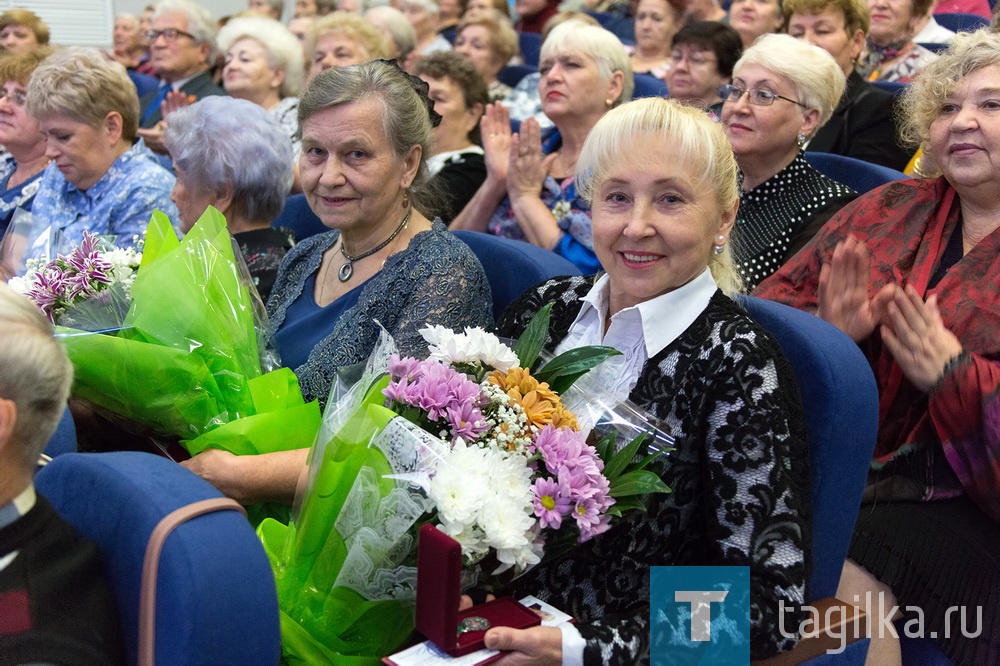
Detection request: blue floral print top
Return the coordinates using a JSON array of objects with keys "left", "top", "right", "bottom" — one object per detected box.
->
[{"left": 30, "top": 139, "right": 180, "bottom": 253}]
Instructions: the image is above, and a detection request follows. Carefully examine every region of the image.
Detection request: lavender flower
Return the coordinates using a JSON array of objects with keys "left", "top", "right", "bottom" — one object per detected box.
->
[{"left": 532, "top": 476, "right": 570, "bottom": 529}]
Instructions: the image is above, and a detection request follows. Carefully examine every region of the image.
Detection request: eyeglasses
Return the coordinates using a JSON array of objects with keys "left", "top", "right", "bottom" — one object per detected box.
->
[
  {"left": 718, "top": 84, "right": 807, "bottom": 108},
  {"left": 0, "top": 88, "right": 26, "bottom": 106},
  {"left": 669, "top": 50, "right": 717, "bottom": 67},
  {"left": 145, "top": 28, "right": 196, "bottom": 43}
]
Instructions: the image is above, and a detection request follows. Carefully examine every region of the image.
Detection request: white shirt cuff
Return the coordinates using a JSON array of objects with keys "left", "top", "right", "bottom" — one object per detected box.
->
[{"left": 559, "top": 622, "right": 586, "bottom": 666}]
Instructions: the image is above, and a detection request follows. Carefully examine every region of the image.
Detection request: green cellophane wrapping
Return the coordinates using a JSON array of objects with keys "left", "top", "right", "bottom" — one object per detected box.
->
[
  {"left": 56, "top": 208, "right": 321, "bottom": 475},
  {"left": 258, "top": 376, "right": 423, "bottom": 665}
]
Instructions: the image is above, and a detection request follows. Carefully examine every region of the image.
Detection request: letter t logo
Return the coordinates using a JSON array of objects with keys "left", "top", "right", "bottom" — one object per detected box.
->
[{"left": 675, "top": 590, "right": 729, "bottom": 641}]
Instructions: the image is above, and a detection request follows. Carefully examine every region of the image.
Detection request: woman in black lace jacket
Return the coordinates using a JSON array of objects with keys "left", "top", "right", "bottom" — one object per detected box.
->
[{"left": 484, "top": 97, "right": 811, "bottom": 664}]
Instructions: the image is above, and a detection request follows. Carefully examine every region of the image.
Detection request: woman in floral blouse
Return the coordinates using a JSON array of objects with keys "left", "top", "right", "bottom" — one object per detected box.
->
[{"left": 450, "top": 21, "right": 632, "bottom": 274}]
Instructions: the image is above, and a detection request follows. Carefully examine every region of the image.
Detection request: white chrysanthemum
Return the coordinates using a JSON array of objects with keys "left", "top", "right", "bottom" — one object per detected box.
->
[
  {"left": 429, "top": 441, "right": 491, "bottom": 528},
  {"left": 7, "top": 275, "right": 31, "bottom": 294},
  {"left": 420, "top": 324, "right": 457, "bottom": 350},
  {"left": 464, "top": 327, "right": 519, "bottom": 371},
  {"left": 421, "top": 325, "right": 519, "bottom": 372}
]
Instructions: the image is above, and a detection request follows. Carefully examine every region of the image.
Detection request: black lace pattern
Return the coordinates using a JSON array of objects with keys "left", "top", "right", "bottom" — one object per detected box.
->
[{"left": 497, "top": 276, "right": 811, "bottom": 664}]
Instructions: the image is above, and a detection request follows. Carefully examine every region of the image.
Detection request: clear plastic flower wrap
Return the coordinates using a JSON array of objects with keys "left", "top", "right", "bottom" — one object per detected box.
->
[
  {"left": 9, "top": 207, "right": 320, "bottom": 490},
  {"left": 258, "top": 310, "right": 674, "bottom": 664}
]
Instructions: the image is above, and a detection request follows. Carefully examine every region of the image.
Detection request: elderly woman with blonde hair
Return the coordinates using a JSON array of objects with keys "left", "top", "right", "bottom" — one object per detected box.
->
[
  {"left": 0, "top": 9, "right": 49, "bottom": 54},
  {"left": 453, "top": 11, "right": 518, "bottom": 100},
  {"left": 720, "top": 33, "right": 857, "bottom": 290},
  {"left": 759, "top": 29, "right": 1000, "bottom": 665},
  {"left": 451, "top": 21, "right": 633, "bottom": 273},
  {"left": 218, "top": 16, "right": 305, "bottom": 153},
  {"left": 398, "top": 0, "right": 452, "bottom": 57},
  {"left": 364, "top": 6, "right": 417, "bottom": 62},
  {"left": 306, "top": 12, "right": 389, "bottom": 79},
  {"left": 784, "top": 0, "right": 914, "bottom": 170},
  {"left": 493, "top": 96, "right": 810, "bottom": 663},
  {"left": 25, "top": 47, "right": 179, "bottom": 252}
]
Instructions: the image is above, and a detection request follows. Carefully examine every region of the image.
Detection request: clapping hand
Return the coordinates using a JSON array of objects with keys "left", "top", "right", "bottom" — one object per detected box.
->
[
  {"left": 507, "top": 117, "right": 557, "bottom": 202},
  {"left": 881, "top": 285, "right": 964, "bottom": 392},
  {"left": 817, "top": 236, "right": 895, "bottom": 342},
  {"left": 481, "top": 102, "right": 514, "bottom": 186}
]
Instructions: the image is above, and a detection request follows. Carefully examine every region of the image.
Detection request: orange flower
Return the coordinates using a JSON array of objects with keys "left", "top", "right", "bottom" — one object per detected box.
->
[{"left": 549, "top": 403, "right": 579, "bottom": 431}]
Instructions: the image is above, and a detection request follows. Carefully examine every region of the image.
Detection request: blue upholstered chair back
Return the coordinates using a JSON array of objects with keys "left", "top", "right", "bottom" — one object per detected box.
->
[
  {"left": 272, "top": 193, "right": 327, "bottom": 242},
  {"left": 453, "top": 230, "right": 582, "bottom": 321},
  {"left": 128, "top": 71, "right": 159, "bottom": 99},
  {"left": 43, "top": 407, "right": 78, "bottom": 458},
  {"left": 934, "top": 12, "right": 989, "bottom": 32},
  {"left": 632, "top": 73, "right": 668, "bottom": 99},
  {"left": 804, "top": 152, "right": 907, "bottom": 195},
  {"left": 738, "top": 296, "right": 879, "bottom": 602},
  {"left": 498, "top": 64, "right": 538, "bottom": 88},
  {"left": 35, "top": 452, "right": 280, "bottom": 666},
  {"left": 519, "top": 32, "right": 542, "bottom": 67}
]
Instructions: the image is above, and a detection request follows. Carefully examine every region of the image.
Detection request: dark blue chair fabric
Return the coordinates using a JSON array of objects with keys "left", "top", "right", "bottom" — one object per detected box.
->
[
  {"left": 272, "top": 193, "right": 327, "bottom": 242},
  {"left": 43, "top": 407, "right": 78, "bottom": 458},
  {"left": 586, "top": 11, "right": 636, "bottom": 42},
  {"left": 934, "top": 12, "right": 989, "bottom": 31},
  {"left": 632, "top": 73, "right": 668, "bottom": 99},
  {"left": 804, "top": 152, "right": 907, "bottom": 195},
  {"left": 519, "top": 32, "right": 542, "bottom": 67},
  {"left": 35, "top": 452, "right": 281, "bottom": 666},
  {"left": 738, "top": 296, "right": 879, "bottom": 602},
  {"left": 870, "top": 80, "right": 908, "bottom": 97},
  {"left": 453, "top": 230, "right": 582, "bottom": 321},
  {"left": 498, "top": 64, "right": 538, "bottom": 88},
  {"left": 128, "top": 70, "right": 159, "bottom": 99}
]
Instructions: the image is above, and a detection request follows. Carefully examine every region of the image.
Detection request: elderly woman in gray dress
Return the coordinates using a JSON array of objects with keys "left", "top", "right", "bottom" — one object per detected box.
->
[
  {"left": 182, "top": 60, "right": 492, "bottom": 506},
  {"left": 164, "top": 96, "right": 295, "bottom": 300}
]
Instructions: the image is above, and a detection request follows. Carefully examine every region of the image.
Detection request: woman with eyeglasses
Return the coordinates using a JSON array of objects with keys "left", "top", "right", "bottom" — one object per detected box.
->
[
  {"left": 721, "top": 34, "right": 856, "bottom": 290},
  {"left": 664, "top": 21, "right": 742, "bottom": 118},
  {"left": 0, "top": 48, "right": 51, "bottom": 238}
]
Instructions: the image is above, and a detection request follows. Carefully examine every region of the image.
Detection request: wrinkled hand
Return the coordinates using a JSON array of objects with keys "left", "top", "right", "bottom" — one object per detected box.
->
[
  {"left": 881, "top": 285, "right": 964, "bottom": 392},
  {"left": 180, "top": 449, "right": 247, "bottom": 503},
  {"left": 817, "top": 236, "right": 894, "bottom": 342},
  {"left": 507, "top": 117, "right": 557, "bottom": 202},
  {"left": 162, "top": 89, "right": 194, "bottom": 117},
  {"left": 481, "top": 102, "right": 513, "bottom": 185},
  {"left": 137, "top": 121, "right": 168, "bottom": 155},
  {"left": 486, "top": 625, "right": 563, "bottom": 665}
]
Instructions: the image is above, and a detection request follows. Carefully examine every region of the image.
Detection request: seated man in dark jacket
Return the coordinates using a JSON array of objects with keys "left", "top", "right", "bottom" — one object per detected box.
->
[{"left": 0, "top": 283, "right": 123, "bottom": 666}]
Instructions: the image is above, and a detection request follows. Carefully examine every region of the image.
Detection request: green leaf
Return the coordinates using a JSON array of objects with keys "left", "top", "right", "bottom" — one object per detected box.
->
[
  {"left": 513, "top": 303, "right": 552, "bottom": 370},
  {"left": 595, "top": 431, "right": 615, "bottom": 462},
  {"left": 534, "top": 346, "right": 621, "bottom": 393},
  {"left": 603, "top": 432, "right": 649, "bottom": 481},
  {"left": 609, "top": 470, "right": 672, "bottom": 497},
  {"left": 607, "top": 497, "right": 648, "bottom": 515}
]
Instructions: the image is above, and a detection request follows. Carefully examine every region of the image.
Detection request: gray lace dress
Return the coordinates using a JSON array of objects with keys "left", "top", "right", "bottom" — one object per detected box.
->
[
  {"left": 267, "top": 221, "right": 492, "bottom": 406},
  {"left": 497, "top": 275, "right": 811, "bottom": 664}
]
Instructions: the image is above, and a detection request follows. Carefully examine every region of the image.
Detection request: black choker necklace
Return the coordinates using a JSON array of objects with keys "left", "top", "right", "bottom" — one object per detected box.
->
[{"left": 338, "top": 208, "right": 412, "bottom": 282}]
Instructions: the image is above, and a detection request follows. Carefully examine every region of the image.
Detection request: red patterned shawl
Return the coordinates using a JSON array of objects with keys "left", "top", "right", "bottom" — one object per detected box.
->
[{"left": 756, "top": 177, "right": 1000, "bottom": 522}]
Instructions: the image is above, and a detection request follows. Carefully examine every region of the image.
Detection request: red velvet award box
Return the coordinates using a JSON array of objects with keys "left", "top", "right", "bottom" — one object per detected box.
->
[{"left": 415, "top": 524, "right": 541, "bottom": 657}]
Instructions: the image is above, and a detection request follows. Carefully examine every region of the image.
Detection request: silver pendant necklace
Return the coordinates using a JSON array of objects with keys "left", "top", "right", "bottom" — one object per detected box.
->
[{"left": 338, "top": 208, "right": 412, "bottom": 282}]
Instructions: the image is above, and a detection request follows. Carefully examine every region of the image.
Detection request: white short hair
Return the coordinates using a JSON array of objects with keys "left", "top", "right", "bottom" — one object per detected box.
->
[
  {"left": 218, "top": 16, "right": 305, "bottom": 96},
  {"left": 734, "top": 33, "right": 846, "bottom": 133}
]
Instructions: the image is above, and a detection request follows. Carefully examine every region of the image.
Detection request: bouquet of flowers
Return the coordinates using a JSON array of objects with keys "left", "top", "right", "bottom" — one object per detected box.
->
[
  {"left": 259, "top": 310, "right": 673, "bottom": 664},
  {"left": 8, "top": 231, "right": 141, "bottom": 328},
  {"left": 10, "top": 209, "right": 320, "bottom": 517}
]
